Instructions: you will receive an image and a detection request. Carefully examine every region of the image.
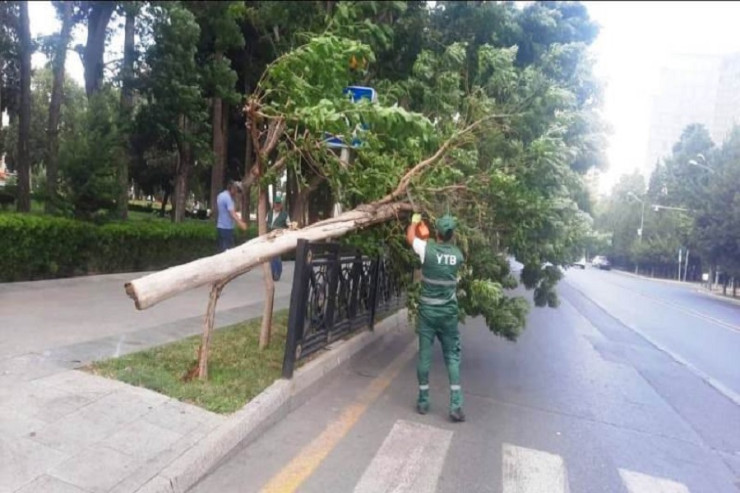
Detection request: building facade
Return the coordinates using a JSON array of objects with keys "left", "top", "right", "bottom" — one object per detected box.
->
[{"left": 644, "top": 54, "right": 723, "bottom": 172}]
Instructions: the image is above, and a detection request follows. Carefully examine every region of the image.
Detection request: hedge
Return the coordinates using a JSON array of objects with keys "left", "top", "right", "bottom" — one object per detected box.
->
[{"left": 0, "top": 214, "right": 258, "bottom": 282}]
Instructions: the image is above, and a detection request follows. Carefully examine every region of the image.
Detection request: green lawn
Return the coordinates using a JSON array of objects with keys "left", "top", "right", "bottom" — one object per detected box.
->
[{"left": 87, "top": 310, "right": 290, "bottom": 414}]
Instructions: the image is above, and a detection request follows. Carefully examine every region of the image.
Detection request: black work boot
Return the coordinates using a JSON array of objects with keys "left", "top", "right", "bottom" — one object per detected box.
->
[
  {"left": 417, "top": 389, "right": 430, "bottom": 415},
  {"left": 449, "top": 407, "right": 466, "bottom": 422}
]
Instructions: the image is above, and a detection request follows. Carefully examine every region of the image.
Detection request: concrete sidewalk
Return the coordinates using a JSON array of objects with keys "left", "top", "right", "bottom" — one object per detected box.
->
[{"left": 1, "top": 265, "right": 294, "bottom": 493}]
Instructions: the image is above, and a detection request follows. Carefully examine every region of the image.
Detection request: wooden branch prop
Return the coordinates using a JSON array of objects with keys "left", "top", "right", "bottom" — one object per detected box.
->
[
  {"left": 191, "top": 270, "right": 242, "bottom": 381},
  {"left": 124, "top": 201, "right": 413, "bottom": 310}
]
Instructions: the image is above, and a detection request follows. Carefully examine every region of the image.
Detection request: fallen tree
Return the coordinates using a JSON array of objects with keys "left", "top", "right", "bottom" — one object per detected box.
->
[
  {"left": 123, "top": 25, "right": 606, "bottom": 379},
  {"left": 124, "top": 200, "right": 412, "bottom": 310}
]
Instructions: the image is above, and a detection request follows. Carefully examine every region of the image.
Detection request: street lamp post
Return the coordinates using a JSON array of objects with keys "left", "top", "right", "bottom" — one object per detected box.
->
[
  {"left": 627, "top": 192, "right": 645, "bottom": 274},
  {"left": 688, "top": 153, "right": 715, "bottom": 174}
]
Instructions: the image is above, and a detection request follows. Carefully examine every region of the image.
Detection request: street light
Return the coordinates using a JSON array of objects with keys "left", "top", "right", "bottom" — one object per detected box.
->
[
  {"left": 627, "top": 192, "right": 645, "bottom": 244},
  {"left": 688, "top": 153, "right": 715, "bottom": 174},
  {"left": 627, "top": 191, "right": 646, "bottom": 275}
]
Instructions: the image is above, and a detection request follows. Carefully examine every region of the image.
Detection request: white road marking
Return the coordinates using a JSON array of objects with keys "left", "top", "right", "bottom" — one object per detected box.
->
[
  {"left": 619, "top": 469, "right": 691, "bottom": 493},
  {"left": 353, "top": 419, "right": 453, "bottom": 493},
  {"left": 502, "top": 443, "right": 569, "bottom": 493}
]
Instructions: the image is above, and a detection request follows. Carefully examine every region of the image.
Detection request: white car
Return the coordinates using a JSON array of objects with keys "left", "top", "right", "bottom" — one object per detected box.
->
[
  {"left": 592, "top": 255, "right": 611, "bottom": 270},
  {"left": 573, "top": 257, "right": 586, "bottom": 269}
]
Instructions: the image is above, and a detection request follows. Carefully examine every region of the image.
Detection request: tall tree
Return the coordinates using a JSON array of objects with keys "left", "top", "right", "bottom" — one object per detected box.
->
[
  {"left": 0, "top": 2, "right": 21, "bottom": 158},
  {"left": 16, "top": 0, "right": 31, "bottom": 212},
  {"left": 80, "top": 1, "right": 115, "bottom": 98},
  {"left": 46, "top": 1, "right": 75, "bottom": 213},
  {"left": 117, "top": 1, "right": 138, "bottom": 219},
  {"left": 137, "top": 3, "right": 208, "bottom": 222},
  {"left": 185, "top": 1, "right": 245, "bottom": 218}
]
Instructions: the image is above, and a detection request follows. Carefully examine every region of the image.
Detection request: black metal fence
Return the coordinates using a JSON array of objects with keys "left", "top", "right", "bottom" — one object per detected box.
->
[{"left": 282, "top": 239, "right": 409, "bottom": 378}]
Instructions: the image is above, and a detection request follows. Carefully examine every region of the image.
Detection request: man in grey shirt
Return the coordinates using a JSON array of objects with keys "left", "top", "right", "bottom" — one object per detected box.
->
[{"left": 216, "top": 180, "right": 247, "bottom": 253}]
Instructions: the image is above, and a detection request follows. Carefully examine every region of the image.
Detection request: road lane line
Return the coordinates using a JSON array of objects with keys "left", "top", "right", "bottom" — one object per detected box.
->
[
  {"left": 619, "top": 469, "right": 690, "bottom": 493},
  {"left": 260, "top": 341, "right": 417, "bottom": 493},
  {"left": 565, "top": 281, "right": 740, "bottom": 407},
  {"left": 502, "top": 444, "right": 569, "bottom": 493},
  {"left": 575, "top": 271, "right": 740, "bottom": 334},
  {"left": 640, "top": 293, "right": 740, "bottom": 334},
  {"left": 353, "top": 419, "right": 453, "bottom": 493}
]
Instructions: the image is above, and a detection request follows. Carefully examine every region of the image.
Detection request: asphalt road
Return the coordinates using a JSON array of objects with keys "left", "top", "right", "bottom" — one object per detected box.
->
[{"left": 193, "top": 268, "right": 740, "bottom": 493}]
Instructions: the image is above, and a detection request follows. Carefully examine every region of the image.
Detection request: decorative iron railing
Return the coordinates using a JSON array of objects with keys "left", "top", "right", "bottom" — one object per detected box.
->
[{"left": 282, "top": 239, "right": 410, "bottom": 378}]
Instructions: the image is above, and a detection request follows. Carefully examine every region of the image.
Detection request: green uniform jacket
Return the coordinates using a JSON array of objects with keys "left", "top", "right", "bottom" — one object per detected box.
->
[
  {"left": 417, "top": 239, "right": 464, "bottom": 322},
  {"left": 267, "top": 209, "right": 289, "bottom": 231}
]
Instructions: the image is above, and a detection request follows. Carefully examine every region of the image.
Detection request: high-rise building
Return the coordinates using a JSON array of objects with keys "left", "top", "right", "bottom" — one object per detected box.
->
[
  {"left": 645, "top": 52, "right": 740, "bottom": 174},
  {"left": 644, "top": 54, "right": 723, "bottom": 172},
  {"left": 713, "top": 52, "right": 740, "bottom": 143}
]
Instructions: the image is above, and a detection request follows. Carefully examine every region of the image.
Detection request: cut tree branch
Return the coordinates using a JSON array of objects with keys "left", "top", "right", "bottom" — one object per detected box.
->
[{"left": 376, "top": 115, "right": 508, "bottom": 205}]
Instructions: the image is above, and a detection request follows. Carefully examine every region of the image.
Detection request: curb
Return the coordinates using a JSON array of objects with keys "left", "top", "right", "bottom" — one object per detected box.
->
[
  {"left": 612, "top": 269, "right": 693, "bottom": 287},
  {"left": 613, "top": 269, "right": 740, "bottom": 306},
  {"left": 698, "top": 287, "right": 740, "bottom": 307},
  {"left": 567, "top": 284, "right": 740, "bottom": 408},
  {"left": 134, "top": 309, "right": 410, "bottom": 493}
]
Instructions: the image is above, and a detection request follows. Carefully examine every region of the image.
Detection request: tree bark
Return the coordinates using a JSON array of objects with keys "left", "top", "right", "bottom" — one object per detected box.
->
[
  {"left": 125, "top": 200, "right": 412, "bottom": 310},
  {"left": 257, "top": 186, "right": 274, "bottom": 350},
  {"left": 172, "top": 116, "right": 192, "bottom": 223},
  {"left": 45, "top": 1, "right": 73, "bottom": 214},
  {"left": 174, "top": 143, "right": 191, "bottom": 223},
  {"left": 210, "top": 53, "right": 225, "bottom": 219},
  {"left": 160, "top": 187, "right": 170, "bottom": 217},
  {"left": 193, "top": 270, "right": 240, "bottom": 381},
  {"left": 117, "top": 5, "right": 136, "bottom": 220},
  {"left": 16, "top": 1, "right": 31, "bottom": 213},
  {"left": 83, "top": 1, "right": 115, "bottom": 98}
]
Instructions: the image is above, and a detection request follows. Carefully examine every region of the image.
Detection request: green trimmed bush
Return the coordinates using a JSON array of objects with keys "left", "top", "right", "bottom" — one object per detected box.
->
[{"left": 0, "top": 214, "right": 258, "bottom": 282}]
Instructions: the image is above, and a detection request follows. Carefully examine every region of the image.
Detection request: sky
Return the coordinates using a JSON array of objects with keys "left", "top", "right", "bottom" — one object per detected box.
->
[{"left": 24, "top": 1, "right": 740, "bottom": 194}]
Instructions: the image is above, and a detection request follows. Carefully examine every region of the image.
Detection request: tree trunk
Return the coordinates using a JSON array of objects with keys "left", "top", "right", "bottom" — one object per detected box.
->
[
  {"left": 194, "top": 271, "right": 240, "bottom": 380},
  {"left": 117, "top": 6, "right": 136, "bottom": 220},
  {"left": 241, "top": 123, "right": 253, "bottom": 228},
  {"left": 125, "top": 201, "right": 412, "bottom": 310},
  {"left": 83, "top": 2, "right": 115, "bottom": 98},
  {"left": 257, "top": 186, "right": 274, "bottom": 350},
  {"left": 172, "top": 116, "right": 192, "bottom": 223},
  {"left": 16, "top": 1, "right": 31, "bottom": 213},
  {"left": 174, "top": 151, "right": 191, "bottom": 223},
  {"left": 160, "top": 188, "right": 170, "bottom": 217},
  {"left": 210, "top": 53, "right": 226, "bottom": 219},
  {"left": 45, "top": 1, "right": 73, "bottom": 214}
]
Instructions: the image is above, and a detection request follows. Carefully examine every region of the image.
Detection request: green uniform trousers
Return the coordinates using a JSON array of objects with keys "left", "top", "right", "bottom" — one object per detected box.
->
[{"left": 417, "top": 307, "right": 463, "bottom": 410}]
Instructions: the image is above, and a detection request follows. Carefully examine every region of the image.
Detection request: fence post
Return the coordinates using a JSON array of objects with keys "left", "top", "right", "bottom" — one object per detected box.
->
[
  {"left": 368, "top": 256, "right": 381, "bottom": 330},
  {"left": 324, "top": 244, "right": 340, "bottom": 344},
  {"left": 348, "top": 252, "right": 362, "bottom": 321},
  {"left": 282, "top": 239, "right": 311, "bottom": 379}
]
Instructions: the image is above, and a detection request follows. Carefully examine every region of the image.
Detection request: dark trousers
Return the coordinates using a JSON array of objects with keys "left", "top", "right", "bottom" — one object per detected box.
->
[
  {"left": 217, "top": 228, "right": 234, "bottom": 253},
  {"left": 270, "top": 256, "right": 282, "bottom": 281}
]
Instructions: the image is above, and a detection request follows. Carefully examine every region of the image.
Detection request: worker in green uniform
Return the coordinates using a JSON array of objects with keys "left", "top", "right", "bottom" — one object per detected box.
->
[
  {"left": 267, "top": 194, "right": 291, "bottom": 281},
  {"left": 406, "top": 213, "right": 466, "bottom": 422}
]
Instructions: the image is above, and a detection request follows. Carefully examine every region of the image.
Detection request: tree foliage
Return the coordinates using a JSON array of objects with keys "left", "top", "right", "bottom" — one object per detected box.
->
[{"left": 9, "top": 1, "right": 611, "bottom": 341}]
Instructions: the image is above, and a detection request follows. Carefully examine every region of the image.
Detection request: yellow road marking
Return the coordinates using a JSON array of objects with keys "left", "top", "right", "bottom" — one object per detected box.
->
[{"left": 260, "top": 341, "right": 417, "bottom": 493}]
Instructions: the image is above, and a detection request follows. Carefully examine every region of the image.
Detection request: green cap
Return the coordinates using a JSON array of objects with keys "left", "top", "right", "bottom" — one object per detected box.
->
[
  {"left": 274, "top": 195, "right": 283, "bottom": 204},
  {"left": 435, "top": 214, "right": 457, "bottom": 235}
]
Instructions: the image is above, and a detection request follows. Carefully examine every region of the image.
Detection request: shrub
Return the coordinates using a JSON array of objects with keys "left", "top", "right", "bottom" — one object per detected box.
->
[{"left": 0, "top": 214, "right": 258, "bottom": 282}]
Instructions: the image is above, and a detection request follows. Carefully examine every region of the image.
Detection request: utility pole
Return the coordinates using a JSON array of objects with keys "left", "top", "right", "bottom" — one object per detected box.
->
[
  {"left": 627, "top": 192, "right": 645, "bottom": 275},
  {"left": 678, "top": 248, "right": 682, "bottom": 282}
]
